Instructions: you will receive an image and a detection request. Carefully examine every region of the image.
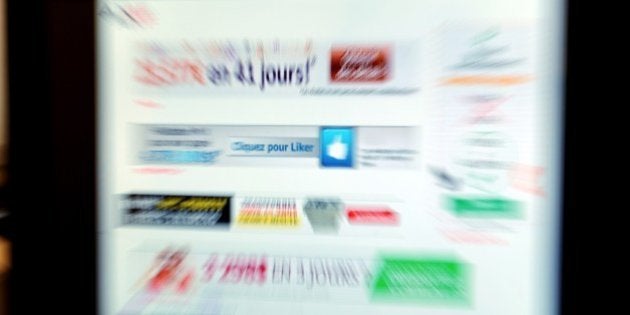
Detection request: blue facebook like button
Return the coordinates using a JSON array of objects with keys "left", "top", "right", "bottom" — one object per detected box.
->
[{"left": 320, "top": 127, "right": 354, "bottom": 168}]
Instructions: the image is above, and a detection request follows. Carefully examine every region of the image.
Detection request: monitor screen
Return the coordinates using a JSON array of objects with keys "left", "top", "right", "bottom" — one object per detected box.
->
[{"left": 97, "top": 1, "right": 566, "bottom": 314}]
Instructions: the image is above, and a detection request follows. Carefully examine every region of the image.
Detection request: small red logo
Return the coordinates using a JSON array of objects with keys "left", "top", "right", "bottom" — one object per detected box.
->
[
  {"left": 330, "top": 46, "right": 390, "bottom": 82},
  {"left": 346, "top": 206, "right": 398, "bottom": 225}
]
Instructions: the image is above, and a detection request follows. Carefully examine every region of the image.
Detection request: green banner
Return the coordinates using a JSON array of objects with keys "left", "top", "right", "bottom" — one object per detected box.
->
[
  {"left": 370, "top": 255, "right": 471, "bottom": 306},
  {"left": 446, "top": 196, "right": 522, "bottom": 218}
]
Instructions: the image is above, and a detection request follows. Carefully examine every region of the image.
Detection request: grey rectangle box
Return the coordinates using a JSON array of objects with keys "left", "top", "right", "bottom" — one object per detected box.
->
[
  {"left": 228, "top": 137, "right": 319, "bottom": 157},
  {"left": 303, "top": 198, "right": 344, "bottom": 233}
]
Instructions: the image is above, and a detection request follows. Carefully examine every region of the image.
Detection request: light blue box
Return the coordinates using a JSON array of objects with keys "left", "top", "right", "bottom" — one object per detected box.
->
[{"left": 320, "top": 127, "right": 354, "bottom": 168}]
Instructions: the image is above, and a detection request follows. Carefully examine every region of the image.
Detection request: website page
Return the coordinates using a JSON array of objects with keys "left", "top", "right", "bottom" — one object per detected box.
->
[{"left": 97, "top": 1, "right": 565, "bottom": 314}]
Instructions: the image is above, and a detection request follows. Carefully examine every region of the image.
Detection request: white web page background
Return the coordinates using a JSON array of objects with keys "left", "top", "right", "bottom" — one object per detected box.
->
[{"left": 97, "top": 1, "right": 565, "bottom": 314}]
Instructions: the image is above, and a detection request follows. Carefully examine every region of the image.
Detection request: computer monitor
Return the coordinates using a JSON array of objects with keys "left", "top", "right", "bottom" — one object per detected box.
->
[{"left": 96, "top": 1, "right": 567, "bottom": 314}]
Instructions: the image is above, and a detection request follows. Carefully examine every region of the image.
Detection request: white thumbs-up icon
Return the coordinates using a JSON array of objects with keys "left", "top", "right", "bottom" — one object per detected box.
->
[
  {"left": 326, "top": 135, "right": 348, "bottom": 160},
  {"left": 321, "top": 128, "right": 353, "bottom": 167}
]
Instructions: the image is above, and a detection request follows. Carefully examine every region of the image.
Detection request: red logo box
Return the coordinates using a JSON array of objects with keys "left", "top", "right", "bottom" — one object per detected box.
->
[
  {"left": 330, "top": 46, "right": 390, "bottom": 82},
  {"left": 346, "top": 206, "right": 398, "bottom": 225}
]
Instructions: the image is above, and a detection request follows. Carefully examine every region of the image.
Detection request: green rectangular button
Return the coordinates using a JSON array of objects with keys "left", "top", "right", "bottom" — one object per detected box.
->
[
  {"left": 446, "top": 196, "right": 522, "bottom": 218},
  {"left": 370, "top": 256, "right": 471, "bottom": 305}
]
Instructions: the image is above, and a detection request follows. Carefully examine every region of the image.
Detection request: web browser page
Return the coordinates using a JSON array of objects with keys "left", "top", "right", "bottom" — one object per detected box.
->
[{"left": 97, "top": 1, "right": 565, "bottom": 314}]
